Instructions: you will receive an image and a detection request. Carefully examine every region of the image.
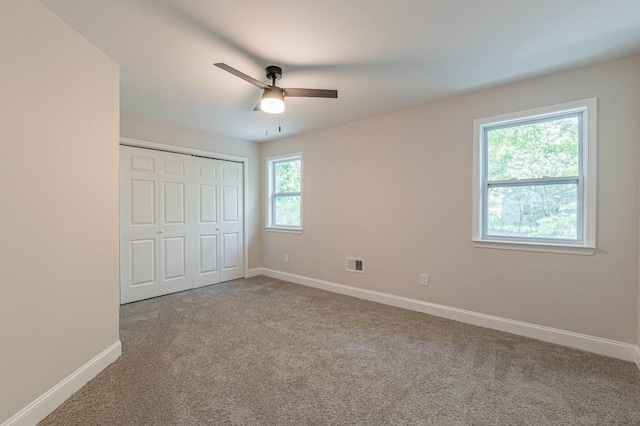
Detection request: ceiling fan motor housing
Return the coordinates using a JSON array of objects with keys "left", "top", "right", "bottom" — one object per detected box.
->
[{"left": 266, "top": 65, "right": 282, "bottom": 82}]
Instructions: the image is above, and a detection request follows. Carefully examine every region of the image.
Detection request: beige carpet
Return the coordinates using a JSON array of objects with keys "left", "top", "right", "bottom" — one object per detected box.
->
[{"left": 41, "top": 276, "right": 640, "bottom": 425}]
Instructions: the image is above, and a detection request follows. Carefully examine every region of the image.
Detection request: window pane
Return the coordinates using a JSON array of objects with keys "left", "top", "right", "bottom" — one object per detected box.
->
[
  {"left": 487, "top": 116, "right": 579, "bottom": 181},
  {"left": 275, "top": 159, "right": 301, "bottom": 193},
  {"left": 486, "top": 183, "right": 578, "bottom": 240},
  {"left": 274, "top": 195, "right": 300, "bottom": 227}
]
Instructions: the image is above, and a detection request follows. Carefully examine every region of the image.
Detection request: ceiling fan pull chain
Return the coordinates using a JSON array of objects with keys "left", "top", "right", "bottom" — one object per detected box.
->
[{"left": 279, "top": 115, "right": 282, "bottom": 133}]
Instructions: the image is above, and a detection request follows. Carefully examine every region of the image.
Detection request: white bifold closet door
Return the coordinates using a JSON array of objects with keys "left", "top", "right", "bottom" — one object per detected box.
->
[
  {"left": 120, "top": 146, "right": 244, "bottom": 304},
  {"left": 192, "top": 156, "right": 244, "bottom": 287}
]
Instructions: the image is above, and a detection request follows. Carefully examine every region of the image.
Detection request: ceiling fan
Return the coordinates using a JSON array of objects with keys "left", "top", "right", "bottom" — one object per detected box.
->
[{"left": 214, "top": 63, "right": 338, "bottom": 114}]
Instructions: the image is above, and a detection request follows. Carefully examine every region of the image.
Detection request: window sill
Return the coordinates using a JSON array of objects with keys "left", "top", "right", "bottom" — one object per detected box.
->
[
  {"left": 265, "top": 227, "right": 303, "bottom": 234},
  {"left": 472, "top": 239, "right": 596, "bottom": 255}
]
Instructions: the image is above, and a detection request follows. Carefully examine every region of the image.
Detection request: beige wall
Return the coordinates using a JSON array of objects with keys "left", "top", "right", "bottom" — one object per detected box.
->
[
  {"left": 262, "top": 55, "right": 640, "bottom": 344},
  {"left": 120, "top": 112, "right": 262, "bottom": 270},
  {"left": 0, "top": 0, "right": 120, "bottom": 422}
]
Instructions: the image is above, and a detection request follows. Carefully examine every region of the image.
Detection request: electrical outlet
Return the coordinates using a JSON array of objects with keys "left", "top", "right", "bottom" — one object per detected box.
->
[
  {"left": 420, "top": 274, "right": 429, "bottom": 287},
  {"left": 284, "top": 254, "right": 289, "bottom": 263}
]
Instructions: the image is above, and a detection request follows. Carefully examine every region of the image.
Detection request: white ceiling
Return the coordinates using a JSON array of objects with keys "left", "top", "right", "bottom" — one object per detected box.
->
[{"left": 41, "top": 0, "right": 640, "bottom": 142}]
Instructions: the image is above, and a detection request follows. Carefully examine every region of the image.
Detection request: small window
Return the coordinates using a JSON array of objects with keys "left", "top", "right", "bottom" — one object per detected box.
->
[
  {"left": 472, "top": 99, "right": 597, "bottom": 254},
  {"left": 267, "top": 154, "right": 302, "bottom": 231}
]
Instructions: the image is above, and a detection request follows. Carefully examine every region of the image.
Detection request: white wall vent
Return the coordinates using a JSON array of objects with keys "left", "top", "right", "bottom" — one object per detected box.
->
[{"left": 346, "top": 257, "right": 365, "bottom": 273}]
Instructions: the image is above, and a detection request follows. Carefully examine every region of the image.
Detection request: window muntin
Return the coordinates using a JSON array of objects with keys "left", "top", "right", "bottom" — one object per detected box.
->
[
  {"left": 474, "top": 99, "right": 596, "bottom": 253},
  {"left": 268, "top": 155, "right": 302, "bottom": 229}
]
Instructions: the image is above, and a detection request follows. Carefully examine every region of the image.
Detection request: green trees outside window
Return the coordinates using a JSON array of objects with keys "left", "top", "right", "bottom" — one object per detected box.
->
[
  {"left": 272, "top": 157, "right": 301, "bottom": 228},
  {"left": 484, "top": 114, "right": 581, "bottom": 241}
]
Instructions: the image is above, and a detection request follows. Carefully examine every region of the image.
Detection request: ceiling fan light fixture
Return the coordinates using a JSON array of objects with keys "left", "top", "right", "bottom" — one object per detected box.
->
[
  {"left": 260, "top": 88, "right": 285, "bottom": 114},
  {"left": 214, "top": 63, "right": 337, "bottom": 115}
]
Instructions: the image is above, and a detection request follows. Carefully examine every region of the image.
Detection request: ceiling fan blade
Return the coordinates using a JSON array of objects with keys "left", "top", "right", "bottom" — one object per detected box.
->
[
  {"left": 283, "top": 88, "right": 338, "bottom": 98},
  {"left": 214, "top": 63, "right": 268, "bottom": 89},
  {"left": 253, "top": 101, "right": 261, "bottom": 111}
]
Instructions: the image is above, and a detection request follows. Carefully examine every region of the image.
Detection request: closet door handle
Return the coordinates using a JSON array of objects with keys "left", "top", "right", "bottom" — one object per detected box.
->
[{"left": 158, "top": 229, "right": 164, "bottom": 234}]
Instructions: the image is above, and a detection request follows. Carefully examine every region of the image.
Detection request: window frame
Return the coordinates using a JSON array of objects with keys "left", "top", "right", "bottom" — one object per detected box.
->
[
  {"left": 472, "top": 98, "right": 597, "bottom": 255},
  {"left": 266, "top": 153, "right": 303, "bottom": 233}
]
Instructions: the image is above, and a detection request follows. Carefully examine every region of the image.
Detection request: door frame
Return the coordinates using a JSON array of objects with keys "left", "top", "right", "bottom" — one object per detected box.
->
[{"left": 119, "top": 137, "right": 250, "bottom": 280}]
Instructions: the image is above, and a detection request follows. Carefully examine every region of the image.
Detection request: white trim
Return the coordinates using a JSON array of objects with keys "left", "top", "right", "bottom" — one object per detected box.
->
[
  {"left": 120, "top": 137, "right": 246, "bottom": 163},
  {"left": 472, "top": 98, "right": 598, "bottom": 255},
  {"left": 258, "top": 268, "right": 636, "bottom": 362},
  {"left": 264, "top": 227, "right": 303, "bottom": 234},
  {"left": 472, "top": 240, "right": 596, "bottom": 255},
  {"left": 119, "top": 137, "right": 251, "bottom": 281},
  {"left": 246, "top": 268, "right": 262, "bottom": 278},
  {"left": 635, "top": 346, "right": 640, "bottom": 371},
  {"left": 264, "top": 152, "right": 304, "bottom": 162},
  {"left": 242, "top": 155, "right": 250, "bottom": 279},
  {"left": 2, "top": 341, "right": 121, "bottom": 426}
]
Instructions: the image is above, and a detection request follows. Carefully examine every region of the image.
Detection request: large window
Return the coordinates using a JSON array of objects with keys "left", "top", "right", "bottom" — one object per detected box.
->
[
  {"left": 472, "top": 99, "right": 597, "bottom": 254},
  {"left": 267, "top": 154, "right": 302, "bottom": 231}
]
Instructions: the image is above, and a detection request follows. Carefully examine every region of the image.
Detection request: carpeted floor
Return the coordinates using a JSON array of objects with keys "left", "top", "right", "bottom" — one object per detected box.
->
[{"left": 41, "top": 276, "right": 640, "bottom": 425}]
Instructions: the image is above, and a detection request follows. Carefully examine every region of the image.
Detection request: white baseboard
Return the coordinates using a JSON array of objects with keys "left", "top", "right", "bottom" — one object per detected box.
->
[
  {"left": 259, "top": 268, "right": 637, "bottom": 363},
  {"left": 2, "top": 341, "right": 121, "bottom": 426},
  {"left": 246, "top": 268, "right": 262, "bottom": 278},
  {"left": 635, "top": 346, "right": 640, "bottom": 371}
]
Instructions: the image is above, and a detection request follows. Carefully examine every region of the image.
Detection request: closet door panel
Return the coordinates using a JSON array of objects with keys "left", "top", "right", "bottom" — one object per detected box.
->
[
  {"left": 220, "top": 160, "right": 244, "bottom": 281},
  {"left": 157, "top": 151, "right": 191, "bottom": 296},
  {"left": 120, "top": 147, "right": 161, "bottom": 303},
  {"left": 120, "top": 147, "right": 192, "bottom": 303},
  {"left": 130, "top": 239, "right": 155, "bottom": 285},
  {"left": 193, "top": 157, "right": 221, "bottom": 288},
  {"left": 199, "top": 234, "right": 218, "bottom": 274}
]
